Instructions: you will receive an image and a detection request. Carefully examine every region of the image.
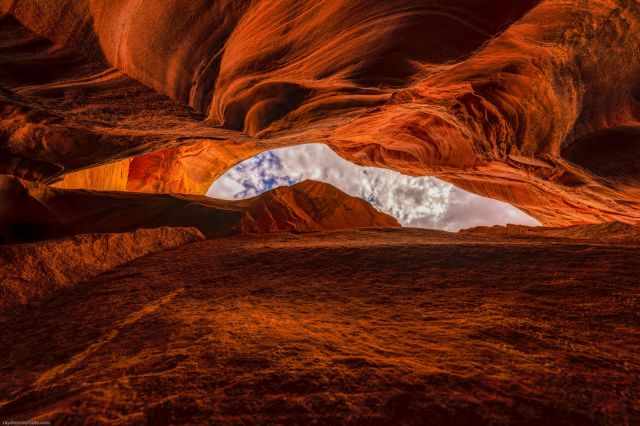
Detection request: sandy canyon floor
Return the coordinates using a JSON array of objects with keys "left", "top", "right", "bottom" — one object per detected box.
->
[{"left": 1, "top": 228, "right": 639, "bottom": 425}]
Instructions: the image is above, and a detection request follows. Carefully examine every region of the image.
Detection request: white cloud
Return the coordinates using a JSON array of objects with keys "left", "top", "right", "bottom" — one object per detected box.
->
[{"left": 208, "top": 144, "right": 539, "bottom": 231}]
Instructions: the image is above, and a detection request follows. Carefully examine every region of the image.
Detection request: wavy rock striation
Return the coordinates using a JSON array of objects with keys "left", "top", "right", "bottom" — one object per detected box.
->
[{"left": 1, "top": 1, "right": 640, "bottom": 225}]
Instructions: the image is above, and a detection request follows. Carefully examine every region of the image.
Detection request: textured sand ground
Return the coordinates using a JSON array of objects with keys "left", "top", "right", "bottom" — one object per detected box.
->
[{"left": 1, "top": 229, "right": 638, "bottom": 425}]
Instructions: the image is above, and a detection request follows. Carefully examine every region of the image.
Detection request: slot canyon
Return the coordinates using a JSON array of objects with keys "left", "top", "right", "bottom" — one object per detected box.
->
[{"left": 0, "top": 1, "right": 639, "bottom": 424}]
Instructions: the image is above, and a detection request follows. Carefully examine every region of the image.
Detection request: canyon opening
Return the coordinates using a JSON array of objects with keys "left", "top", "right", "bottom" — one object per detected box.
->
[{"left": 208, "top": 144, "right": 539, "bottom": 231}]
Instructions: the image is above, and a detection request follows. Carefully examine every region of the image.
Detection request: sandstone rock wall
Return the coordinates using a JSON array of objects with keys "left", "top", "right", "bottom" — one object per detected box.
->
[
  {"left": 1, "top": 1, "right": 640, "bottom": 226},
  {"left": 461, "top": 221, "right": 640, "bottom": 244},
  {"left": 0, "top": 176, "right": 398, "bottom": 243},
  {"left": 241, "top": 180, "right": 400, "bottom": 233},
  {"left": 0, "top": 227, "right": 204, "bottom": 315}
]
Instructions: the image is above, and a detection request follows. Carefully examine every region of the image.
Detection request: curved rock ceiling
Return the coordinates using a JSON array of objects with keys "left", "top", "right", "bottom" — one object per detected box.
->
[{"left": 2, "top": 0, "right": 640, "bottom": 226}]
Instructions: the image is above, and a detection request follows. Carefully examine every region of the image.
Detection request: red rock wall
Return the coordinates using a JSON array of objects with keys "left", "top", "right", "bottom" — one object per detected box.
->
[
  {"left": 241, "top": 180, "right": 400, "bottom": 233},
  {"left": 0, "top": 227, "right": 204, "bottom": 314},
  {"left": 2, "top": 1, "right": 640, "bottom": 226},
  {"left": 0, "top": 176, "right": 398, "bottom": 242}
]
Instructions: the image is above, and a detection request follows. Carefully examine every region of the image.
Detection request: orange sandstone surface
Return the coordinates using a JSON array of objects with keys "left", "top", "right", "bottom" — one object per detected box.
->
[
  {"left": 0, "top": 227, "right": 204, "bottom": 315},
  {"left": 0, "top": 228, "right": 639, "bottom": 425},
  {"left": 0, "top": 176, "right": 398, "bottom": 242},
  {"left": 2, "top": 1, "right": 640, "bottom": 225},
  {"left": 1, "top": 2, "right": 640, "bottom": 424}
]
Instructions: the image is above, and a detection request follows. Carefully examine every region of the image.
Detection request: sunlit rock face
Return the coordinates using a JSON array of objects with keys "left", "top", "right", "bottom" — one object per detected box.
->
[
  {"left": 240, "top": 180, "right": 400, "bottom": 233},
  {"left": 2, "top": 0, "right": 640, "bottom": 225}
]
